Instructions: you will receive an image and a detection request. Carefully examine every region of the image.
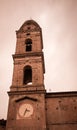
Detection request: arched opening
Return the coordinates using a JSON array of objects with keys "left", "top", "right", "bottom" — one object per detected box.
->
[
  {"left": 25, "top": 38, "right": 32, "bottom": 51},
  {"left": 23, "top": 66, "right": 32, "bottom": 85}
]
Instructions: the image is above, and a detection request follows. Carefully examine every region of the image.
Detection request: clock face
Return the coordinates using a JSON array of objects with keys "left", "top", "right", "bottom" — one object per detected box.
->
[{"left": 18, "top": 103, "right": 33, "bottom": 118}]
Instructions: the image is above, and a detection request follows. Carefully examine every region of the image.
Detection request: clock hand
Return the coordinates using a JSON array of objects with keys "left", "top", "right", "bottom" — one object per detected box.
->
[
  {"left": 23, "top": 108, "right": 27, "bottom": 116},
  {"left": 26, "top": 109, "right": 30, "bottom": 112},
  {"left": 23, "top": 108, "right": 30, "bottom": 116}
]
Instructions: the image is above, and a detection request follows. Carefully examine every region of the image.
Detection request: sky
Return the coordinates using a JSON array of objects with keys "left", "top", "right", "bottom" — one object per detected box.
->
[{"left": 0, "top": 0, "right": 77, "bottom": 119}]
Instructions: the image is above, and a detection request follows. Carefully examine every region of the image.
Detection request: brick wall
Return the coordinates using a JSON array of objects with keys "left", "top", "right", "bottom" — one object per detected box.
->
[{"left": 46, "top": 92, "right": 77, "bottom": 130}]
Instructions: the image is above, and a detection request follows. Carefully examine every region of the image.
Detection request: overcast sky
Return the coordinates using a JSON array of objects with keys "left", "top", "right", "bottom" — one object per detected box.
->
[{"left": 0, "top": 0, "right": 77, "bottom": 119}]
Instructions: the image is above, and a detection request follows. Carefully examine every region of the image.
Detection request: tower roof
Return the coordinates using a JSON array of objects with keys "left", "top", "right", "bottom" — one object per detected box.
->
[{"left": 18, "top": 19, "right": 41, "bottom": 32}]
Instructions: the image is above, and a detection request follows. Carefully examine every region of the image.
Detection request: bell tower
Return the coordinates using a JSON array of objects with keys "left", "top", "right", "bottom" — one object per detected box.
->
[
  {"left": 12, "top": 20, "right": 45, "bottom": 91},
  {"left": 6, "top": 20, "right": 46, "bottom": 130}
]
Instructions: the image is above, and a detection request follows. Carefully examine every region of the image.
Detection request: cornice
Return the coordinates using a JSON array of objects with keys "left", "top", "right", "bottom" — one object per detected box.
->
[{"left": 46, "top": 91, "right": 77, "bottom": 98}]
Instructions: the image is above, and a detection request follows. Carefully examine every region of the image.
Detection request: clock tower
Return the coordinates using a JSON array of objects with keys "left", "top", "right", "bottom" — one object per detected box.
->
[{"left": 6, "top": 20, "right": 46, "bottom": 130}]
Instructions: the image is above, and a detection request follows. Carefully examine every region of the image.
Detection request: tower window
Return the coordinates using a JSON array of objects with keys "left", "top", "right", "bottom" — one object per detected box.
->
[
  {"left": 27, "top": 27, "right": 31, "bottom": 30},
  {"left": 25, "top": 38, "right": 32, "bottom": 51},
  {"left": 26, "top": 33, "right": 30, "bottom": 36},
  {"left": 23, "top": 66, "right": 32, "bottom": 85}
]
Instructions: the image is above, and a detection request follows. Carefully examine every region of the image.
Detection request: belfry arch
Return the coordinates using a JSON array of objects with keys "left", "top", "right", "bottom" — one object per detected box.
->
[
  {"left": 23, "top": 65, "right": 32, "bottom": 85},
  {"left": 25, "top": 38, "right": 32, "bottom": 52}
]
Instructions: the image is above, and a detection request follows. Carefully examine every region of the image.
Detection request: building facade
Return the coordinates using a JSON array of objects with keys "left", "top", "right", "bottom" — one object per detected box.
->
[{"left": 5, "top": 20, "right": 77, "bottom": 130}]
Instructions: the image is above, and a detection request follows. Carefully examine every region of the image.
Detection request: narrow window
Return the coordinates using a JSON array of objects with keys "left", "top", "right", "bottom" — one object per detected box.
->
[
  {"left": 25, "top": 38, "right": 32, "bottom": 51},
  {"left": 23, "top": 66, "right": 32, "bottom": 85}
]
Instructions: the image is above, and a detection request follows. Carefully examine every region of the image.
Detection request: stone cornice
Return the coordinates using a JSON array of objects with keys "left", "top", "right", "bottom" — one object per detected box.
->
[
  {"left": 8, "top": 90, "right": 46, "bottom": 96},
  {"left": 46, "top": 91, "right": 77, "bottom": 98},
  {"left": 13, "top": 52, "right": 43, "bottom": 59}
]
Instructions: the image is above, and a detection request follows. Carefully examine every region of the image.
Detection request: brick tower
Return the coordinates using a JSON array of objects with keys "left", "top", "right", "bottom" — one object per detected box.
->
[{"left": 6, "top": 20, "right": 46, "bottom": 130}]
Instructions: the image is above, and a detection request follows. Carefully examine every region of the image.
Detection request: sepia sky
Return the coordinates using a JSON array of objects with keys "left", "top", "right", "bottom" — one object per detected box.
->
[{"left": 0, "top": 0, "right": 77, "bottom": 119}]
